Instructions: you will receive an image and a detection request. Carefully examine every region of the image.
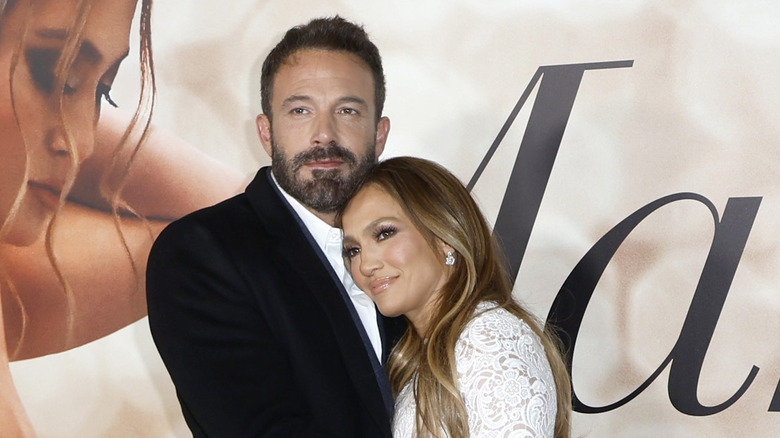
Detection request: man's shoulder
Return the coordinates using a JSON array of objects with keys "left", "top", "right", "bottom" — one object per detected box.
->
[
  {"left": 189, "top": 191, "right": 253, "bottom": 220},
  {"left": 149, "top": 193, "right": 252, "bottom": 259},
  {"left": 163, "top": 166, "right": 280, "bottom": 236},
  {"left": 165, "top": 192, "right": 254, "bottom": 235}
]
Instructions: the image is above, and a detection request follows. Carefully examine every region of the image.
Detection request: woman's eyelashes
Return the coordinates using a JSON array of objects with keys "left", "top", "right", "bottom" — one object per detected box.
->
[
  {"left": 26, "top": 48, "right": 118, "bottom": 107},
  {"left": 343, "top": 224, "right": 399, "bottom": 259},
  {"left": 373, "top": 224, "right": 397, "bottom": 241},
  {"left": 343, "top": 245, "right": 360, "bottom": 260},
  {"left": 96, "top": 82, "right": 117, "bottom": 108}
]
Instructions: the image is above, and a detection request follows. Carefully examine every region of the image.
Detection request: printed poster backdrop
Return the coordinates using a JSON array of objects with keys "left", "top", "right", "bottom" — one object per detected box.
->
[{"left": 5, "top": 0, "right": 780, "bottom": 436}]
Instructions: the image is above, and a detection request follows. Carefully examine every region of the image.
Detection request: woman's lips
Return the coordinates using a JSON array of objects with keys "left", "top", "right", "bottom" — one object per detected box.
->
[
  {"left": 369, "top": 276, "right": 396, "bottom": 295},
  {"left": 27, "top": 181, "right": 63, "bottom": 210}
]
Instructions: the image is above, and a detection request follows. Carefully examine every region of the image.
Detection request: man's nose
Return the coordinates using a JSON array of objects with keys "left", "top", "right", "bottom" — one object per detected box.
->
[{"left": 311, "top": 114, "right": 336, "bottom": 146}]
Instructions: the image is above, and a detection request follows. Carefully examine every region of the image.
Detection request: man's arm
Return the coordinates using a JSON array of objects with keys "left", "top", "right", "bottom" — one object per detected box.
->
[{"left": 146, "top": 216, "right": 319, "bottom": 437}]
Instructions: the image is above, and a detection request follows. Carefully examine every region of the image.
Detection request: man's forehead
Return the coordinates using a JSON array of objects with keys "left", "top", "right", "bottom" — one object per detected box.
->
[
  {"left": 271, "top": 49, "right": 376, "bottom": 111},
  {"left": 276, "top": 49, "right": 371, "bottom": 80}
]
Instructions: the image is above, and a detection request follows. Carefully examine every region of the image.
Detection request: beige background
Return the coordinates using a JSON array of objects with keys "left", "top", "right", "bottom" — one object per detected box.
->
[{"left": 10, "top": 0, "right": 780, "bottom": 436}]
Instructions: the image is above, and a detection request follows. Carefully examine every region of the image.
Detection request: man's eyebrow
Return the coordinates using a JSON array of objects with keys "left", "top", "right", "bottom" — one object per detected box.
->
[
  {"left": 34, "top": 28, "right": 109, "bottom": 65},
  {"left": 280, "top": 95, "right": 369, "bottom": 108},
  {"left": 281, "top": 94, "right": 312, "bottom": 107},
  {"left": 338, "top": 96, "right": 368, "bottom": 107}
]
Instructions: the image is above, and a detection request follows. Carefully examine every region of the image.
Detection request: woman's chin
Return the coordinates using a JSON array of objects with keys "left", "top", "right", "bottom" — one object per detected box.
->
[{"left": 376, "top": 305, "right": 403, "bottom": 319}]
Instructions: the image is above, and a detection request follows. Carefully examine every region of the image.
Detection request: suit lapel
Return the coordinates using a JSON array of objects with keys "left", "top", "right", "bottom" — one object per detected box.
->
[{"left": 245, "top": 168, "right": 393, "bottom": 436}]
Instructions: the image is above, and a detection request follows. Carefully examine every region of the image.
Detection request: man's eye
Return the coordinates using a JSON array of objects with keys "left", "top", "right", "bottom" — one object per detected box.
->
[
  {"left": 340, "top": 108, "right": 357, "bottom": 115},
  {"left": 291, "top": 108, "right": 308, "bottom": 114}
]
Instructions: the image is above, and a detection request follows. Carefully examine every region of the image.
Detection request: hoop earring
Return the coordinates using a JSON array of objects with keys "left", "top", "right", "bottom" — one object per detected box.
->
[{"left": 445, "top": 251, "right": 455, "bottom": 266}]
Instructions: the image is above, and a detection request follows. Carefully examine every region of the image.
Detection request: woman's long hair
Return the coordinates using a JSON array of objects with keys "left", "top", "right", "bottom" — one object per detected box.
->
[
  {"left": 0, "top": 0, "right": 156, "bottom": 357},
  {"left": 343, "top": 156, "right": 572, "bottom": 438}
]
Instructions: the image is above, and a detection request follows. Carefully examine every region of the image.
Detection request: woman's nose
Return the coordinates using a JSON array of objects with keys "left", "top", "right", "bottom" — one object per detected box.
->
[
  {"left": 47, "top": 111, "right": 95, "bottom": 163},
  {"left": 48, "top": 128, "right": 71, "bottom": 157},
  {"left": 359, "top": 249, "right": 382, "bottom": 277}
]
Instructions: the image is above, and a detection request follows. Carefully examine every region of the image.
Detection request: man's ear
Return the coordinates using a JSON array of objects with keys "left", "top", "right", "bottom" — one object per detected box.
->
[
  {"left": 374, "top": 116, "right": 390, "bottom": 157},
  {"left": 256, "top": 114, "right": 273, "bottom": 157}
]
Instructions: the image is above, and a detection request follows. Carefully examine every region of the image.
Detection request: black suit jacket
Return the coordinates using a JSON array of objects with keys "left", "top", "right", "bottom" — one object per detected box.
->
[{"left": 147, "top": 167, "right": 406, "bottom": 437}]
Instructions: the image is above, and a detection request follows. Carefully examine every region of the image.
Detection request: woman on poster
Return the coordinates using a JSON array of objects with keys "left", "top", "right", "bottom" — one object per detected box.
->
[{"left": 0, "top": 0, "right": 244, "bottom": 434}]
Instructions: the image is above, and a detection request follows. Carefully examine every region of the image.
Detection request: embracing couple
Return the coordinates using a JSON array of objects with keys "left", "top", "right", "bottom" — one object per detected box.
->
[{"left": 147, "top": 16, "right": 572, "bottom": 438}]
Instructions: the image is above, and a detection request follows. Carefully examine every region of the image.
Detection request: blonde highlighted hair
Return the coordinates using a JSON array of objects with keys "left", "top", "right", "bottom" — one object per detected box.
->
[{"left": 341, "top": 156, "right": 572, "bottom": 438}]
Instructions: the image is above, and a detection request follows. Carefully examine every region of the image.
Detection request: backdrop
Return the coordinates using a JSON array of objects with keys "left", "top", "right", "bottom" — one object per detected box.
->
[{"left": 9, "top": 1, "right": 780, "bottom": 436}]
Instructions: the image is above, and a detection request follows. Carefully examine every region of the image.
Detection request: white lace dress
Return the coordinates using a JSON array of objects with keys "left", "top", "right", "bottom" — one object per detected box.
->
[{"left": 392, "top": 302, "right": 557, "bottom": 437}]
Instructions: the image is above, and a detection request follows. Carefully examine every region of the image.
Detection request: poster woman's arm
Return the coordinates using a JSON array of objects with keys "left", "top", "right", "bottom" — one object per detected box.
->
[
  {"left": 1, "top": 202, "right": 168, "bottom": 361},
  {"left": 70, "top": 106, "right": 247, "bottom": 219},
  {"left": 0, "top": 296, "right": 36, "bottom": 437}
]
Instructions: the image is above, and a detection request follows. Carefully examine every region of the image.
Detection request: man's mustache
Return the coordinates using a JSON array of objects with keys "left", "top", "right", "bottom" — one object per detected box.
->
[{"left": 292, "top": 143, "right": 358, "bottom": 171}]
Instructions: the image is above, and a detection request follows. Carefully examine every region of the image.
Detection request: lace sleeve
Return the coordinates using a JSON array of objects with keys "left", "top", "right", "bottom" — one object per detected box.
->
[{"left": 455, "top": 305, "right": 558, "bottom": 438}]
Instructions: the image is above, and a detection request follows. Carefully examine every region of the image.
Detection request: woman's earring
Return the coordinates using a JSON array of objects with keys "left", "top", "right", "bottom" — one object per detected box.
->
[{"left": 445, "top": 251, "right": 455, "bottom": 266}]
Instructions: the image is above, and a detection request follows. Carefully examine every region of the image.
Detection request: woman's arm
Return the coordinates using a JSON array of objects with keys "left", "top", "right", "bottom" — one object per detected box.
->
[
  {"left": 1, "top": 202, "right": 168, "bottom": 361},
  {"left": 456, "top": 307, "right": 558, "bottom": 437},
  {"left": 70, "top": 106, "right": 247, "bottom": 219},
  {"left": 0, "top": 295, "right": 36, "bottom": 437}
]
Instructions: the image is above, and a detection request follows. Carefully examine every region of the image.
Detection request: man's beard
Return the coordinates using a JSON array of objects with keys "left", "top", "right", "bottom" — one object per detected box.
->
[{"left": 272, "top": 140, "right": 376, "bottom": 214}]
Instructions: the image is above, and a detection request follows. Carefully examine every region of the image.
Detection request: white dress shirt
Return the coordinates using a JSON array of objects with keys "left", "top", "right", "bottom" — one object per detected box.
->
[{"left": 271, "top": 174, "right": 383, "bottom": 361}]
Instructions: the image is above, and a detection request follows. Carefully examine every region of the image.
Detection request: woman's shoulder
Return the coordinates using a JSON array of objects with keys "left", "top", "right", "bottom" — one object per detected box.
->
[
  {"left": 455, "top": 302, "right": 558, "bottom": 436},
  {"left": 460, "top": 301, "right": 539, "bottom": 346}
]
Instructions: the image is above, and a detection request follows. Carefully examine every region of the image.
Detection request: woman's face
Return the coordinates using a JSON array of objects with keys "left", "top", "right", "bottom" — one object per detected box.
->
[
  {"left": 342, "top": 184, "right": 451, "bottom": 334},
  {"left": 0, "top": 0, "right": 137, "bottom": 245}
]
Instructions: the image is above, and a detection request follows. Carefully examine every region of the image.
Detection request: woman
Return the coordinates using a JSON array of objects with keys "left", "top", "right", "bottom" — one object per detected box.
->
[
  {"left": 0, "top": 0, "right": 244, "bottom": 435},
  {"left": 340, "top": 157, "right": 572, "bottom": 437}
]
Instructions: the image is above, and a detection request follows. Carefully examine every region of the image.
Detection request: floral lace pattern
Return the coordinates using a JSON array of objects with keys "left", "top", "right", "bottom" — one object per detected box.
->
[{"left": 393, "top": 302, "right": 557, "bottom": 437}]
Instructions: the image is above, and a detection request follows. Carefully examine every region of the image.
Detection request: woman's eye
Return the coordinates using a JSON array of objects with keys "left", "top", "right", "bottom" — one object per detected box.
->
[
  {"left": 27, "top": 48, "right": 85, "bottom": 97},
  {"left": 26, "top": 48, "right": 59, "bottom": 94},
  {"left": 343, "top": 247, "right": 360, "bottom": 259},
  {"left": 375, "top": 227, "right": 396, "bottom": 241}
]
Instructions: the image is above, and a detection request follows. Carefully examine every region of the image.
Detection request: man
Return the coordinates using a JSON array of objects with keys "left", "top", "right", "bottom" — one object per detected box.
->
[{"left": 147, "top": 16, "right": 405, "bottom": 437}]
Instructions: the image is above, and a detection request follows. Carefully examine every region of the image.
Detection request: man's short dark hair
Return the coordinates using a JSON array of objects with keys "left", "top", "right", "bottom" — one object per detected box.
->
[{"left": 260, "top": 16, "right": 386, "bottom": 122}]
